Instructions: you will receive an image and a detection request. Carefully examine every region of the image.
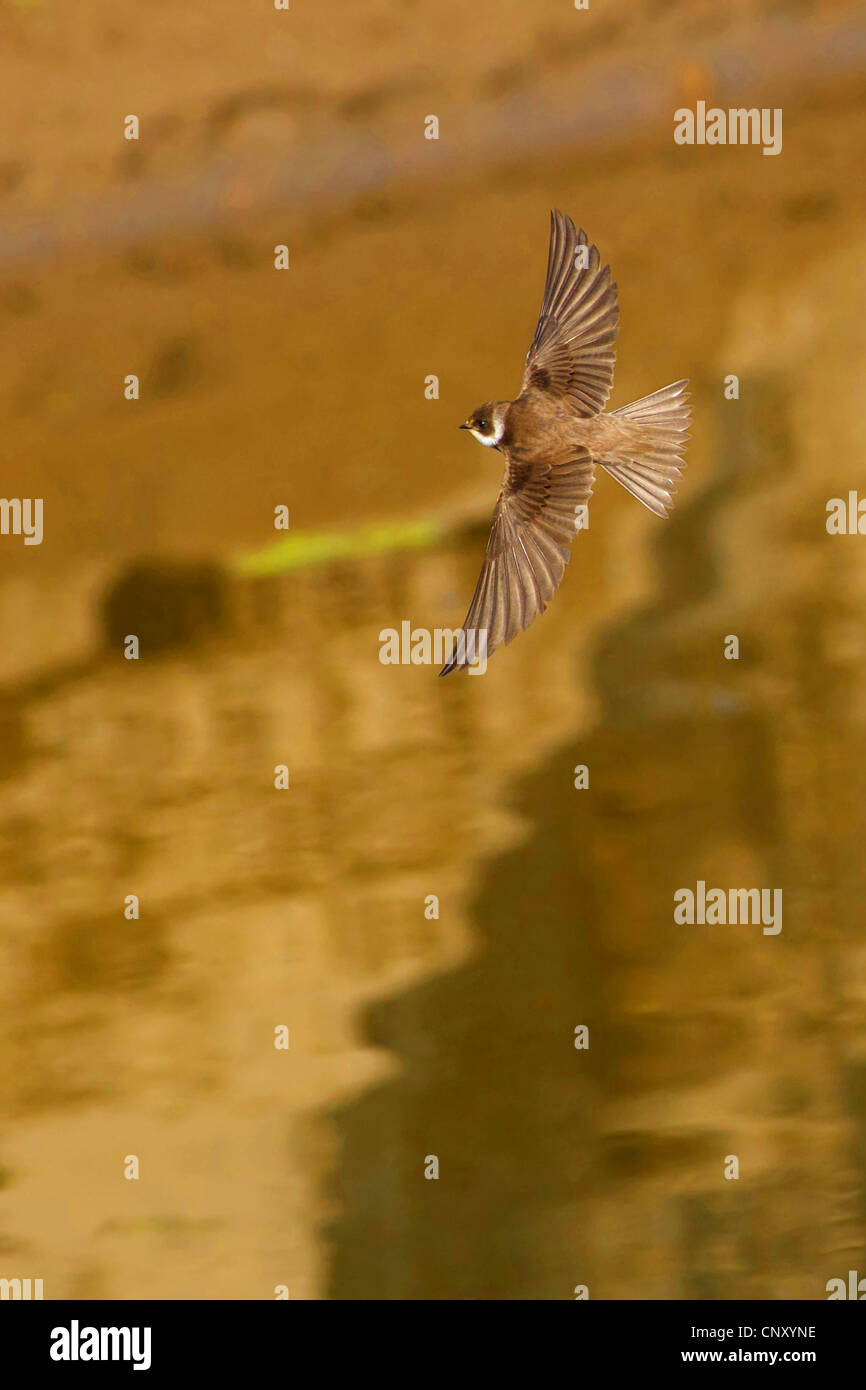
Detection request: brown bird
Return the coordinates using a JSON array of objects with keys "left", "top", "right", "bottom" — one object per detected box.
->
[{"left": 440, "top": 209, "right": 690, "bottom": 675}]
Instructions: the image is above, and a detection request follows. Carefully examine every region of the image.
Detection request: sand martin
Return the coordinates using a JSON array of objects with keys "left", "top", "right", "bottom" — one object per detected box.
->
[{"left": 440, "top": 209, "right": 690, "bottom": 675}]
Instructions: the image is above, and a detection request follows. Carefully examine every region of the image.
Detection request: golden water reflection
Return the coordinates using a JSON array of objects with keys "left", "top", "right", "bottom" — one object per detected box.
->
[{"left": 2, "top": 90, "right": 866, "bottom": 1301}]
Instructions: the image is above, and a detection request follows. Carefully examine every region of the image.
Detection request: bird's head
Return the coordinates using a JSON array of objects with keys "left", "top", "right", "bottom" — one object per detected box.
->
[{"left": 459, "top": 401, "right": 508, "bottom": 450}]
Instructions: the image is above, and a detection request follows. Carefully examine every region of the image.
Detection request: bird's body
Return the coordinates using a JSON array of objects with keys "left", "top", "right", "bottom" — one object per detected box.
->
[
  {"left": 441, "top": 209, "right": 690, "bottom": 675},
  {"left": 495, "top": 393, "right": 659, "bottom": 459}
]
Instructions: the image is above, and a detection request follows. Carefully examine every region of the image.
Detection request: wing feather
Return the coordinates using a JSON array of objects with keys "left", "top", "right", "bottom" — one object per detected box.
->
[
  {"left": 521, "top": 210, "right": 619, "bottom": 416},
  {"left": 439, "top": 445, "right": 595, "bottom": 675}
]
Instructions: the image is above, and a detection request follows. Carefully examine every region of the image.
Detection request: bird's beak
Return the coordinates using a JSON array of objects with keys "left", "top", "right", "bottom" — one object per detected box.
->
[{"left": 459, "top": 422, "right": 470, "bottom": 430}]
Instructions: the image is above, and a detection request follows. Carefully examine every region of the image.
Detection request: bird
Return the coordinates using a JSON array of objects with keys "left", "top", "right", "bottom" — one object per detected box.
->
[{"left": 439, "top": 209, "right": 690, "bottom": 675}]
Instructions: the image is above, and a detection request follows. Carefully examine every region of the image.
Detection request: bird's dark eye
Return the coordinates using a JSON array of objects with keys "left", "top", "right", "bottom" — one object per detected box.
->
[{"left": 479, "top": 419, "right": 488, "bottom": 431}]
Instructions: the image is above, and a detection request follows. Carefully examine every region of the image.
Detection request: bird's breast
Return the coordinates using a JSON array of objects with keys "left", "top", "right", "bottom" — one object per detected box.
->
[{"left": 504, "top": 395, "right": 586, "bottom": 453}]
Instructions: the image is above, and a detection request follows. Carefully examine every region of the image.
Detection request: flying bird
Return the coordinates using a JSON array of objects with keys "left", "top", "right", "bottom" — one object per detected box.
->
[{"left": 440, "top": 209, "right": 690, "bottom": 675}]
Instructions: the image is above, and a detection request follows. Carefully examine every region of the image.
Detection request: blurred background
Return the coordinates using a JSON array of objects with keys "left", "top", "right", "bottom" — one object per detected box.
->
[{"left": 1, "top": 0, "right": 866, "bottom": 1299}]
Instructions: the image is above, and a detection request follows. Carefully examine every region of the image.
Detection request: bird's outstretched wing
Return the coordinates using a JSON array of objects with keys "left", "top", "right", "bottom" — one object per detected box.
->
[
  {"left": 521, "top": 210, "right": 619, "bottom": 416},
  {"left": 439, "top": 445, "right": 595, "bottom": 675}
]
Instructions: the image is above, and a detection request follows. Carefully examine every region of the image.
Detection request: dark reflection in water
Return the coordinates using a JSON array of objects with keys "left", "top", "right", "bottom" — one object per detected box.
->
[
  {"left": 3, "top": 79, "right": 866, "bottom": 1297},
  {"left": 326, "top": 380, "right": 866, "bottom": 1300}
]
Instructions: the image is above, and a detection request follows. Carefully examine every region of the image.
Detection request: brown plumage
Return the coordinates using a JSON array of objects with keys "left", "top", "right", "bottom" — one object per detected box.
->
[{"left": 441, "top": 209, "right": 690, "bottom": 676}]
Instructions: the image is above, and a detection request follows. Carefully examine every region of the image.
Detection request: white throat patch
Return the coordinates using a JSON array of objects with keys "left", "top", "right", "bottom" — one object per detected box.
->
[{"left": 470, "top": 419, "right": 505, "bottom": 448}]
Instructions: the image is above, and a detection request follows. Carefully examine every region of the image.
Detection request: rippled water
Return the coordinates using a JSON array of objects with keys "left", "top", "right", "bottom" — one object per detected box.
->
[{"left": 2, "top": 82, "right": 866, "bottom": 1299}]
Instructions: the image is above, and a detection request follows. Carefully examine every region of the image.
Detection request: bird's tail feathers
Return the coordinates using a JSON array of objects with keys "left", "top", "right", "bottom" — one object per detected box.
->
[{"left": 600, "top": 378, "right": 690, "bottom": 518}]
